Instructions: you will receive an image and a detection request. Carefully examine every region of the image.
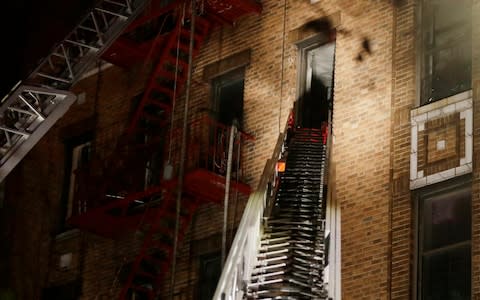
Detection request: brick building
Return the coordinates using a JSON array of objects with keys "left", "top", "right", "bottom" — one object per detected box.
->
[{"left": 0, "top": 0, "right": 478, "bottom": 299}]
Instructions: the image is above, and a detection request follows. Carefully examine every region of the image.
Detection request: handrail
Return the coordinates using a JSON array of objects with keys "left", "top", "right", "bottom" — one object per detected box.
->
[{"left": 213, "top": 110, "right": 293, "bottom": 300}]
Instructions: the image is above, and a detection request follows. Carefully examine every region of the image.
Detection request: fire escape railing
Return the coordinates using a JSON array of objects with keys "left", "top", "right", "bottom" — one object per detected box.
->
[
  {"left": 167, "top": 116, "right": 254, "bottom": 178},
  {"left": 70, "top": 115, "right": 253, "bottom": 218},
  {"left": 213, "top": 113, "right": 291, "bottom": 300}
]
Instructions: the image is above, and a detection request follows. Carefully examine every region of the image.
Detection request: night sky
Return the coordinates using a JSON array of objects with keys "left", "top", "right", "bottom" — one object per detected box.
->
[{"left": 1, "top": 0, "right": 94, "bottom": 96}]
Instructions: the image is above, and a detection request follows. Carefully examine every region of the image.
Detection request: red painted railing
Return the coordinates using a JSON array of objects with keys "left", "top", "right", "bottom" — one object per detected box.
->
[{"left": 70, "top": 116, "right": 253, "bottom": 218}]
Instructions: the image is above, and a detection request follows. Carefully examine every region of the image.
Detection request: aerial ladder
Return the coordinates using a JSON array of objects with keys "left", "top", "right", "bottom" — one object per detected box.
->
[
  {"left": 214, "top": 113, "right": 331, "bottom": 299},
  {"left": 0, "top": 0, "right": 150, "bottom": 182}
]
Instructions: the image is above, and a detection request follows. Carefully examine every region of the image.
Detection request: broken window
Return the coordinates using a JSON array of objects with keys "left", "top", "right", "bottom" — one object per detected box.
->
[
  {"left": 297, "top": 40, "right": 334, "bottom": 128},
  {"left": 420, "top": 0, "right": 471, "bottom": 104},
  {"left": 417, "top": 183, "right": 471, "bottom": 300}
]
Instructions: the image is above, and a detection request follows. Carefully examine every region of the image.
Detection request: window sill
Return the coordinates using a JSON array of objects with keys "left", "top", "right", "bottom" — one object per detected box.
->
[{"left": 415, "top": 90, "right": 472, "bottom": 116}]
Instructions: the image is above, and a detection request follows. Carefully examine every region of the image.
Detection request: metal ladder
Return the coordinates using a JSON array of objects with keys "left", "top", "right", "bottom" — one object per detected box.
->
[
  {"left": 0, "top": 0, "right": 149, "bottom": 182},
  {"left": 247, "top": 128, "right": 329, "bottom": 299}
]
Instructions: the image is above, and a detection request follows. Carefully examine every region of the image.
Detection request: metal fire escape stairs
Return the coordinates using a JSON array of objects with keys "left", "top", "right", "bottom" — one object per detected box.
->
[
  {"left": 67, "top": 4, "right": 216, "bottom": 236},
  {"left": 0, "top": 0, "right": 150, "bottom": 182},
  {"left": 214, "top": 117, "right": 330, "bottom": 299}
]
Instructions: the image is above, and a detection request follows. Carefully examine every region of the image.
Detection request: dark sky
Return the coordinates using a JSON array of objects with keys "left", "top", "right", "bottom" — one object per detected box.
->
[{"left": 1, "top": 0, "right": 94, "bottom": 96}]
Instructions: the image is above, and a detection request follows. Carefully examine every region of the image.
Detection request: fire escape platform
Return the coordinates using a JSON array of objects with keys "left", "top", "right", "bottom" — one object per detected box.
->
[
  {"left": 68, "top": 168, "right": 250, "bottom": 238},
  {"left": 183, "top": 168, "right": 251, "bottom": 202},
  {"left": 101, "top": 0, "right": 262, "bottom": 68}
]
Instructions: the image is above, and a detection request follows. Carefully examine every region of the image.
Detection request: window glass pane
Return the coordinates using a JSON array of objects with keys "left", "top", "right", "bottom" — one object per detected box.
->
[
  {"left": 422, "top": 189, "right": 470, "bottom": 251},
  {"left": 428, "top": 42, "right": 472, "bottom": 102},
  {"left": 421, "top": 245, "right": 471, "bottom": 300},
  {"left": 432, "top": 0, "right": 470, "bottom": 48},
  {"left": 421, "top": 0, "right": 472, "bottom": 104}
]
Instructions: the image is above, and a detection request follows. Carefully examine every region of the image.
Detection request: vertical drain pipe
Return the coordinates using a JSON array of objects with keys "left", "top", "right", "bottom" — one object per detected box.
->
[
  {"left": 170, "top": 1, "right": 195, "bottom": 299},
  {"left": 222, "top": 123, "right": 237, "bottom": 268}
]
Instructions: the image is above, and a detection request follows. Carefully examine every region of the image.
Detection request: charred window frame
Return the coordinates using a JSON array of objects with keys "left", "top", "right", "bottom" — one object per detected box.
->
[
  {"left": 420, "top": 0, "right": 472, "bottom": 105},
  {"left": 296, "top": 34, "right": 335, "bottom": 129},
  {"left": 415, "top": 178, "right": 471, "bottom": 300}
]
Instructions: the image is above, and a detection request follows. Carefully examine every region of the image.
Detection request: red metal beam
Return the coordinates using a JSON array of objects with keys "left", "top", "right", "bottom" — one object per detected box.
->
[{"left": 125, "top": 1, "right": 181, "bottom": 33}]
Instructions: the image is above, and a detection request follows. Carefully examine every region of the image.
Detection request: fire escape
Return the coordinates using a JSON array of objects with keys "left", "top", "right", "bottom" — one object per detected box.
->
[
  {"left": 0, "top": 0, "right": 261, "bottom": 299},
  {"left": 67, "top": 1, "right": 261, "bottom": 299}
]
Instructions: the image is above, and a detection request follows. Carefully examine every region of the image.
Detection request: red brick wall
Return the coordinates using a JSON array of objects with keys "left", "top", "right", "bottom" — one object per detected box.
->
[{"left": 390, "top": 1, "right": 416, "bottom": 299}]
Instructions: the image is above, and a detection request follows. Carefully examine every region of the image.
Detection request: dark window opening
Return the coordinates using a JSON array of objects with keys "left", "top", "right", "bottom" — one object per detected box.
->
[
  {"left": 198, "top": 252, "right": 222, "bottom": 300},
  {"left": 208, "top": 69, "right": 245, "bottom": 175},
  {"left": 420, "top": 0, "right": 472, "bottom": 104},
  {"left": 418, "top": 184, "right": 471, "bottom": 300},
  {"left": 212, "top": 69, "right": 245, "bottom": 128},
  {"left": 42, "top": 279, "right": 82, "bottom": 300},
  {"left": 298, "top": 41, "right": 335, "bottom": 129}
]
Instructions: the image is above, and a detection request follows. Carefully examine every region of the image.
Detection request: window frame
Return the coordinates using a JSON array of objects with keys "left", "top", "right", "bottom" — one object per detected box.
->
[
  {"left": 210, "top": 67, "right": 246, "bottom": 128},
  {"left": 59, "top": 133, "right": 93, "bottom": 233},
  {"left": 414, "top": 175, "right": 472, "bottom": 300},
  {"left": 418, "top": 0, "right": 472, "bottom": 106},
  {"left": 296, "top": 34, "right": 331, "bottom": 128}
]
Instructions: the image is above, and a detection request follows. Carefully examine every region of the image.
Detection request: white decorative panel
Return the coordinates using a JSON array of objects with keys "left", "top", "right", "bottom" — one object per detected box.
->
[{"left": 410, "top": 90, "right": 472, "bottom": 189}]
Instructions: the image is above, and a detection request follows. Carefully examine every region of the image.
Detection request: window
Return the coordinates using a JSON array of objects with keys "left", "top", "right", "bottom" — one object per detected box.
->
[
  {"left": 209, "top": 69, "right": 245, "bottom": 175},
  {"left": 197, "top": 253, "right": 222, "bottom": 300},
  {"left": 298, "top": 39, "right": 335, "bottom": 128},
  {"left": 42, "top": 279, "right": 81, "bottom": 300},
  {"left": 417, "top": 183, "right": 471, "bottom": 300},
  {"left": 60, "top": 135, "right": 92, "bottom": 232},
  {"left": 420, "top": 0, "right": 471, "bottom": 105},
  {"left": 211, "top": 69, "right": 245, "bottom": 128}
]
